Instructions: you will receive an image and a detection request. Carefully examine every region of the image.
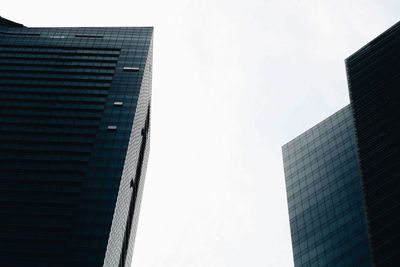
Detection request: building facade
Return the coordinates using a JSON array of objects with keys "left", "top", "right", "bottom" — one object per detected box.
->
[
  {"left": 0, "top": 17, "right": 152, "bottom": 267},
  {"left": 346, "top": 21, "right": 400, "bottom": 266},
  {"left": 283, "top": 106, "right": 372, "bottom": 266},
  {"left": 284, "top": 21, "right": 400, "bottom": 267}
]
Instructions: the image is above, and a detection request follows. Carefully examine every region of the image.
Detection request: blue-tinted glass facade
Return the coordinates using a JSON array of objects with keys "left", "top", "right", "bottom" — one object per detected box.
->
[
  {"left": 283, "top": 106, "right": 372, "bottom": 266},
  {"left": 0, "top": 17, "right": 152, "bottom": 267}
]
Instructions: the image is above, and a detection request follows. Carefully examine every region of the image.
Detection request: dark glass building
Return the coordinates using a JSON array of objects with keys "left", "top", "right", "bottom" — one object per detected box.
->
[
  {"left": 283, "top": 106, "right": 372, "bottom": 266},
  {"left": 284, "top": 20, "right": 400, "bottom": 267},
  {"left": 0, "top": 17, "right": 152, "bottom": 267},
  {"left": 346, "top": 21, "right": 400, "bottom": 266}
]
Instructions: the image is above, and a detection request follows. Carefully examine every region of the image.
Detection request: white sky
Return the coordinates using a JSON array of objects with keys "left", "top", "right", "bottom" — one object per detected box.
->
[{"left": 3, "top": 1, "right": 400, "bottom": 266}]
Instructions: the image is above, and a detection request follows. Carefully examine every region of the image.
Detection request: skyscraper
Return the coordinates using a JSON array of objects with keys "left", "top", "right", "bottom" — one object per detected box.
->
[
  {"left": 346, "top": 21, "right": 400, "bottom": 266},
  {"left": 0, "top": 16, "right": 152, "bottom": 267},
  {"left": 283, "top": 106, "right": 372, "bottom": 266},
  {"left": 283, "top": 21, "right": 400, "bottom": 267}
]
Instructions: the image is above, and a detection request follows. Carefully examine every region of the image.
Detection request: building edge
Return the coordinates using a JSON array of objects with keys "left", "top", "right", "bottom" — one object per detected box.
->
[{"left": 103, "top": 29, "right": 153, "bottom": 267}]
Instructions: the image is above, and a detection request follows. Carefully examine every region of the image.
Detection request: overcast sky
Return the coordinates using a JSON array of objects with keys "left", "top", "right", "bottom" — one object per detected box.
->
[{"left": 3, "top": 1, "right": 400, "bottom": 266}]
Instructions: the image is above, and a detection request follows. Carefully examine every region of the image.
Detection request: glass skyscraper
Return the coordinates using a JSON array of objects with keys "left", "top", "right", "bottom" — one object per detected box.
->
[
  {"left": 283, "top": 106, "right": 372, "bottom": 266},
  {"left": 284, "top": 20, "right": 400, "bottom": 267},
  {"left": 0, "top": 16, "right": 152, "bottom": 267},
  {"left": 346, "top": 21, "right": 400, "bottom": 266}
]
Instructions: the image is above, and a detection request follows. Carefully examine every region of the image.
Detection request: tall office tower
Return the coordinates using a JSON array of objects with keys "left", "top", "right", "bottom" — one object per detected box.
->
[
  {"left": 346, "top": 22, "right": 400, "bottom": 266},
  {"left": 0, "top": 17, "right": 152, "bottom": 267},
  {"left": 284, "top": 21, "right": 400, "bottom": 267},
  {"left": 282, "top": 106, "right": 372, "bottom": 266}
]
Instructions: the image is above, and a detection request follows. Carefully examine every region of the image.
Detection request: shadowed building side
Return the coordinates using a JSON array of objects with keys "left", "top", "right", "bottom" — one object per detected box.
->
[
  {"left": 346, "top": 20, "right": 400, "bottom": 266},
  {"left": 0, "top": 17, "right": 152, "bottom": 267}
]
